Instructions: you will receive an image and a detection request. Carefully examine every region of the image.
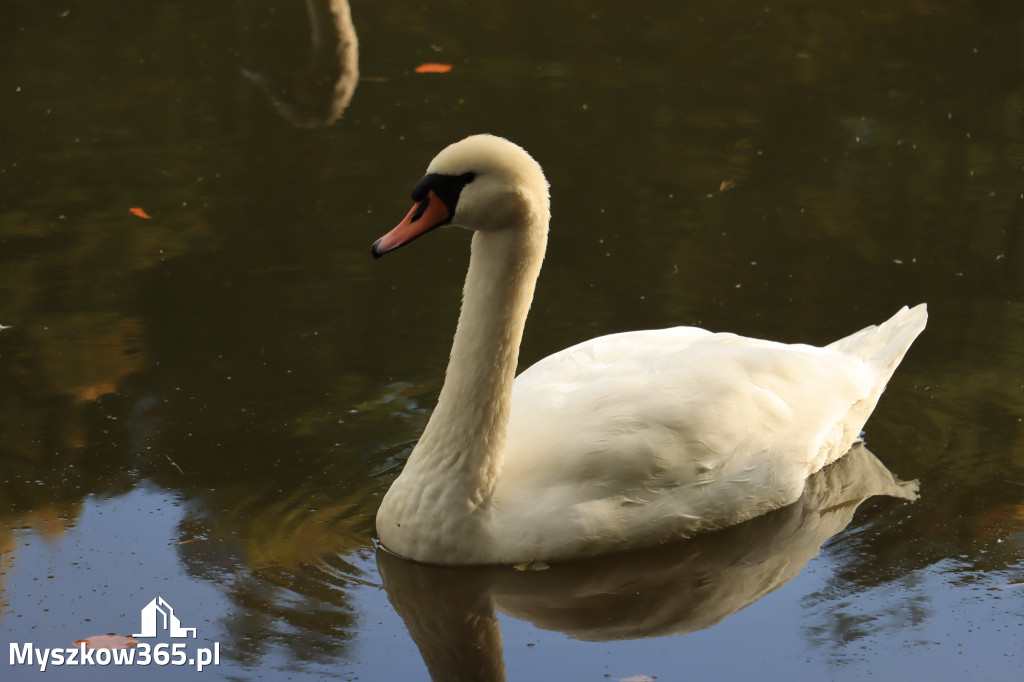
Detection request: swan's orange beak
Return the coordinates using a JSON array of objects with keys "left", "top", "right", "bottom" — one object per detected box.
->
[{"left": 372, "top": 190, "right": 451, "bottom": 258}]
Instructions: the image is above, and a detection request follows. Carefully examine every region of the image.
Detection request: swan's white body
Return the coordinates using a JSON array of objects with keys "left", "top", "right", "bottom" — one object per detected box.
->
[{"left": 373, "top": 134, "right": 926, "bottom": 565}]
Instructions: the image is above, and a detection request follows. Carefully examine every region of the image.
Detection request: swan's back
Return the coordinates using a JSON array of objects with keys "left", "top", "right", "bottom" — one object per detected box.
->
[{"left": 494, "top": 305, "right": 927, "bottom": 561}]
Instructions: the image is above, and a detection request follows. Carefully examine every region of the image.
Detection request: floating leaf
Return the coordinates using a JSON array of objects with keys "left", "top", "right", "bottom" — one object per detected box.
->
[
  {"left": 989, "top": 581, "right": 1024, "bottom": 591},
  {"left": 512, "top": 560, "right": 549, "bottom": 572},
  {"left": 414, "top": 63, "right": 453, "bottom": 74},
  {"left": 73, "top": 634, "right": 138, "bottom": 650},
  {"left": 129, "top": 207, "right": 152, "bottom": 219}
]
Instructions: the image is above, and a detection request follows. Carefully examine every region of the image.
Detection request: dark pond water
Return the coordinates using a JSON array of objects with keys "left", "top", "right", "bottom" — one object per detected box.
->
[{"left": 2, "top": 0, "right": 1023, "bottom": 679}]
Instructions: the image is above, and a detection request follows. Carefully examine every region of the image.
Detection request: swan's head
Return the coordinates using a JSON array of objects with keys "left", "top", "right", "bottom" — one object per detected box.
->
[{"left": 371, "top": 134, "right": 550, "bottom": 258}]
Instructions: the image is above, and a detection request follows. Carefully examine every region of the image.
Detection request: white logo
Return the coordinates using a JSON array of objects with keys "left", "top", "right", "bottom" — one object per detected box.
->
[
  {"left": 9, "top": 597, "right": 220, "bottom": 672},
  {"left": 134, "top": 597, "right": 197, "bottom": 639}
]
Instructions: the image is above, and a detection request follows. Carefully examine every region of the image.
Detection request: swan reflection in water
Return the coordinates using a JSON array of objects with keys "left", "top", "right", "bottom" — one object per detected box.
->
[
  {"left": 243, "top": 0, "right": 358, "bottom": 128},
  {"left": 377, "top": 444, "right": 918, "bottom": 682}
]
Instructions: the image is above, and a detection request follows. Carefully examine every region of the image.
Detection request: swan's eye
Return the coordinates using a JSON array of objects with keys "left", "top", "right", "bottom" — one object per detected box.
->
[
  {"left": 410, "top": 172, "right": 477, "bottom": 208},
  {"left": 409, "top": 196, "right": 431, "bottom": 223}
]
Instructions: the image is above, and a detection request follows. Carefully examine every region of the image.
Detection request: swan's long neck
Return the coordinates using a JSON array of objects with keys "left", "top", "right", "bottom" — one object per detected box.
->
[
  {"left": 416, "top": 226, "right": 545, "bottom": 499},
  {"left": 377, "top": 211, "right": 547, "bottom": 559}
]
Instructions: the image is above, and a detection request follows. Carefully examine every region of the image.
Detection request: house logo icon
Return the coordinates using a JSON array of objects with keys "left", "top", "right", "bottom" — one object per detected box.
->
[{"left": 133, "top": 597, "right": 197, "bottom": 639}]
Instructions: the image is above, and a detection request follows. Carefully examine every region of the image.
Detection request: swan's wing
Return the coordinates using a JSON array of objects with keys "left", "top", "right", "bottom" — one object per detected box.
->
[{"left": 498, "top": 326, "right": 879, "bottom": 550}]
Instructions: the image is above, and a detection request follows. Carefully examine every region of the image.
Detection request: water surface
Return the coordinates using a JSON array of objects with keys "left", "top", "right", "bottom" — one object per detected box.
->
[{"left": 2, "top": 1, "right": 1023, "bottom": 679}]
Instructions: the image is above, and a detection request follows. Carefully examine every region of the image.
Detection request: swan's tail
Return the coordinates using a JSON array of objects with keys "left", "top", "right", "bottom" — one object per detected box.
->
[
  {"left": 822, "top": 304, "right": 927, "bottom": 465},
  {"left": 827, "top": 304, "right": 928, "bottom": 382}
]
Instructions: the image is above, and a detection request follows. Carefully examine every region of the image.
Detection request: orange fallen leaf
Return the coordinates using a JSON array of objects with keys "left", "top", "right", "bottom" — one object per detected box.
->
[
  {"left": 74, "top": 634, "right": 138, "bottom": 650},
  {"left": 414, "top": 63, "right": 453, "bottom": 74},
  {"left": 129, "top": 207, "right": 152, "bottom": 219}
]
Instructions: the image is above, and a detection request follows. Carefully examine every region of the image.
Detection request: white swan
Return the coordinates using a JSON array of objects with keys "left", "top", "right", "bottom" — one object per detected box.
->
[{"left": 371, "top": 134, "right": 927, "bottom": 566}]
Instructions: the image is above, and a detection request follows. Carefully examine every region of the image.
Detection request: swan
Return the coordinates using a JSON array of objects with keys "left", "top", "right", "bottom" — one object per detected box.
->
[{"left": 371, "top": 134, "right": 927, "bottom": 566}]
